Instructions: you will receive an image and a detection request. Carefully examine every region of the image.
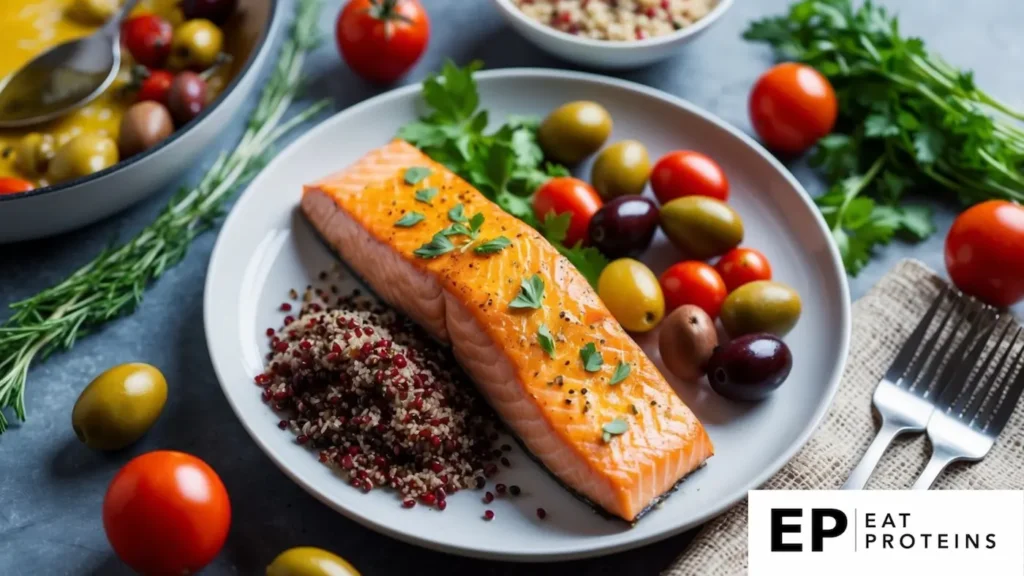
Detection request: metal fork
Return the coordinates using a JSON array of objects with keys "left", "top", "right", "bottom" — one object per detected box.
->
[
  {"left": 841, "top": 288, "right": 997, "bottom": 490},
  {"left": 911, "top": 323, "right": 1024, "bottom": 489}
]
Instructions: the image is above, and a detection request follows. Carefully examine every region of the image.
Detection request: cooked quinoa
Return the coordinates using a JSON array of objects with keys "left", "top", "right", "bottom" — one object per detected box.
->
[
  {"left": 257, "top": 290, "right": 500, "bottom": 509},
  {"left": 514, "top": 0, "right": 716, "bottom": 41}
]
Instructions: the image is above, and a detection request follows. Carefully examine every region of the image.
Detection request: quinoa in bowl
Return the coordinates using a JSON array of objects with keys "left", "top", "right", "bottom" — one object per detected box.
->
[{"left": 513, "top": 0, "right": 718, "bottom": 41}]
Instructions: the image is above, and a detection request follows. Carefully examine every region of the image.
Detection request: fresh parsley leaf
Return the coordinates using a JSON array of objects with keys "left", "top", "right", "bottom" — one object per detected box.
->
[
  {"left": 864, "top": 114, "right": 900, "bottom": 138},
  {"left": 448, "top": 203, "right": 467, "bottom": 223},
  {"left": 609, "top": 362, "right": 630, "bottom": 386},
  {"left": 413, "top": 233, "right": 455, "bottom": 259},
  {"left": 394, "top": 212, "right": 425, "bottom": 228},
  {"left": 415, "top": 187, "right": 438, "bottom": 205},
  {"left": 404, "top": 167, "right": 432, "bottom": 186},
  {"left": 557, "top": 244, "right": 608, "bottom": 289},
  {"left": 510, "top": 274, "right": 545, "bottom": 309},
  {"left": 474, "top": 236, "right": 511, "bottom": 254},
  {"left": 601, "top": 418, "right": 628, "bottom": 443},
  {"left": 580, "top": 343, "right": 603, "bottom": 373},
  {"left": 537, "top": 324, "right": 556, "bottom": 358},
  {"left": 540, "top": 212, "right": 571, "bottom": 245}
]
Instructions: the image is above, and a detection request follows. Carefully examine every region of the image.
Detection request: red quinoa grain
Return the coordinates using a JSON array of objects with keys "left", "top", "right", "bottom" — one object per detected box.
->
[{"left": 260, "top": 291, "right": 499, "bottom": 509}]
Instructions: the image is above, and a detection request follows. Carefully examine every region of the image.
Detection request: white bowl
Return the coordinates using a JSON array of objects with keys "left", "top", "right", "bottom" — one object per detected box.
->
[
  {"left": 491, "top": 0, "right": 735, "bottom": 69},
  {"left": 0, "top": 0, "right": 281, "bottom": 244}
]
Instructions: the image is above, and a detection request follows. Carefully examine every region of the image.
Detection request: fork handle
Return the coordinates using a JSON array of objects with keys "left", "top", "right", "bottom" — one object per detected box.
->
[
  {"left": 841, "top": 419, "right": 906, "bottom": 490},
  {"left": 911, "top": 447, "right": 959, "bottom": 490}
]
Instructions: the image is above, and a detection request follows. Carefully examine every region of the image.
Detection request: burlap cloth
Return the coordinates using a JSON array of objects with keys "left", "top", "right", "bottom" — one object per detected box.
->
[{"left": 665, "top": 259, "right": 1024, "bottom": 576}]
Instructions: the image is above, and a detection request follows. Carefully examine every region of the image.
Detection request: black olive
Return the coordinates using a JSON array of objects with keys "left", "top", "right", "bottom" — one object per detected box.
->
[
  {"left": 706, "top": 333, "right": 792, "bottom": 401},
  {"left": 587, "top": 196, "right": 659, "bottom": 258}
]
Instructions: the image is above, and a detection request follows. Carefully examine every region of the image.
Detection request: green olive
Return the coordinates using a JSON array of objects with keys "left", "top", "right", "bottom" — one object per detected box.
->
[
  {"left": 72, "top": 363, "right": 167, "bottom": 451},
  {"left": 15, "top": 132, "right": 56, "bottom": 176},
  {"left": 597, "top": 258, "right": 665, "bottom": 333},
  {"left": 719, "top": 280, "right": 802, "bottom": 338},
  {"left": 590, "top": 140, "right": 651, "bottom": 199},
  {"left": 659, "top": 196, "right": 744, "bottom": 259},
  {"left": 266, "top": 547, "right": 360, "bottom": 576},
  {"left": 70, "top": 0, "right": 117, "bottom": 23},
  {"left": 118, "top": 101, "right": 175, "bottom": 157},
  {"left": 47, "top": 134, "right": 119, "bottom": 183},
  {"left": 169, "top": 19, "right": 224, "bottom": 70},
  {"left": 537, "top": 101, "right": 612, "bottom": 165}
]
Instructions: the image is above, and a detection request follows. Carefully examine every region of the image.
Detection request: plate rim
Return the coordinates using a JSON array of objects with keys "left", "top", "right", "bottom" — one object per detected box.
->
[{"left": 203, "top": 67, "right": 852, "bottom": 561}]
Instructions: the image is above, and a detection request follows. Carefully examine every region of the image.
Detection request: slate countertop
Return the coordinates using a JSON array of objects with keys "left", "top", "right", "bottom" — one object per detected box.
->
[{"left": 2, "top": 0, "right": 1022, "bottom": 574}]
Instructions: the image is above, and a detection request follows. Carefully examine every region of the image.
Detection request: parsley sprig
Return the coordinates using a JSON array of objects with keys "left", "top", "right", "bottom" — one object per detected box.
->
[
  {"left": 397, "top": 61, "right": 608, "bottom": 286},
  {"left": 746, "top": 0, "right": 1024, "bottom": 274},
  {"left": 510, "top": 274, "right": 545, "bottom": 310}
]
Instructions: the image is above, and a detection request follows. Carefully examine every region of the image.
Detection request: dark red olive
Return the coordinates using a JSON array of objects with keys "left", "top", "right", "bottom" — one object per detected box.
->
[
  {"left": 587, "top": 196, "right": 659, "bottom": 258},
  {"left": 167, "top": 71, "right": 208, "bottom": 125},
  {"left": 178, "top": 0, "right": 237, "bottom": 25},
  {"left": 706, "top": 333, "right": 792, "bottom": 401}
]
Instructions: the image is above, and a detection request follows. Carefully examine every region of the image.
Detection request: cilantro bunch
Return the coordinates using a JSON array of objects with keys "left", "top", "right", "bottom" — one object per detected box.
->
[
  {"left": 398, "top": 61, "right": 608, "bottom": 285},
  {"left": 746, "top": 0, "right": 1024, "bottom": 274}
]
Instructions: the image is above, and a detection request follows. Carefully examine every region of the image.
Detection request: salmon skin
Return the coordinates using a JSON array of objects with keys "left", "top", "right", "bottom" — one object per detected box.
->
[{"left": 302, "top": 140, "right": 713, "bottom": 522}]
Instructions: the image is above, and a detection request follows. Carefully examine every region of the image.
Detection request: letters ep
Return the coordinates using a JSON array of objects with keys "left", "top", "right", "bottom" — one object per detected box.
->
[{"left": 771, "top": 508, "right": 848, "bottom": 552}]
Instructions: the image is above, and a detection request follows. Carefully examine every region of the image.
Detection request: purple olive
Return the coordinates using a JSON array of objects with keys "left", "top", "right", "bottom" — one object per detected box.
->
[
  {"left": 707, "top": 333, "right": 792, "bottom": 401},
  {"left": 587, "top": 196, "right": 659, "bottom": 258},
  {"left": 178, "top": 0, "right": 237, "bottom": 25},
  {"left": 167, "top": 71, "right": 208, "bottom": 126}
]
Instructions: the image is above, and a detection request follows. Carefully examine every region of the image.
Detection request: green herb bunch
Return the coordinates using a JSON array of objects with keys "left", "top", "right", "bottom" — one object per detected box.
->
[
  {"left": 398, "top": 61, "right": 608, "bottom": 285},
  {"left": 746, "top": 0, "right": 1024, "bottom": 273},
  {"left": 0, "top": 0, "right": 329, "bottom": 432}
]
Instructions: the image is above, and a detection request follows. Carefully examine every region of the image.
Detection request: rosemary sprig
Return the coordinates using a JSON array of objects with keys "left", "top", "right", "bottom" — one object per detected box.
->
[{"left": 0, "top": 0, "right": 329, "bottom": 433}]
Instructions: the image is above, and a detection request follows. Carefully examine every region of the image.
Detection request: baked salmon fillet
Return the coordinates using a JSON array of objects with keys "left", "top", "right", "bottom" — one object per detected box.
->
[{"left": 302, "top": 140, "right": 713, "bottom": 522}]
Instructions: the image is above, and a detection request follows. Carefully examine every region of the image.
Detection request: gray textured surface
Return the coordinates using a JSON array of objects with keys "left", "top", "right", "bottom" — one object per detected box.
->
[{"left": 2, "top": 0, "right": 1022, "bottom": 574}]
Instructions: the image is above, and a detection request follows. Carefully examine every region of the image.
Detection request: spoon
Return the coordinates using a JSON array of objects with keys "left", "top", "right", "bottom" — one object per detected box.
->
[{"left": 0, "top": 0, "right": 142, "bottom": 128}]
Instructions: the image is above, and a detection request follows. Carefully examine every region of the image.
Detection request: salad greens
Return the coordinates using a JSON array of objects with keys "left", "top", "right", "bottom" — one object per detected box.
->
[
  {"left": 746, "top": 0, "right": 1024, "bottom": 274},
  {"left": 398, "top": 61, "right": 608, "bottom": 286}
]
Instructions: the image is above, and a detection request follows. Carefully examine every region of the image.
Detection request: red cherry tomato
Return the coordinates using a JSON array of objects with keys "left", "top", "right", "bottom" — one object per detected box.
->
[
  {"left": 659, "top": 261, "right": 728, "bottom": 318},
  {"left": 103, "top": 451, "right": 231, "bottom": 575},
  {"left": 533, "top": 177, "right": 603, "bottom": 247},
  {"left": 715, "top": 247, "right": 773, "bottom": 292},
  {"left": 335, "top": 0, "right": 430, "bottom": 83},
  {"left": 749, "top": 62, "right": 837, "bottom": 155},
  {"left": 945, "top": 200, "right": 1024, "bottom": 308},
  {"left": 0, "top": 177, "right": 34, "bottom": 195},
  {"left": 137, "top": 69, "right": 174, "bottom": 104},
  {"left": 121, "top": 15, "right": 173, "bottom": 68},
  {"left": 651, "top": 150, "right": 729, "bottom": 204}
]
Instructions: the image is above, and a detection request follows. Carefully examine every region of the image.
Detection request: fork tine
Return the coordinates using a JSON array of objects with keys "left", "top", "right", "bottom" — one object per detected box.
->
[
  {"left": 983, "top": 329, "right": 1024, "bottom": 435},
  {"left": 884, "top": 287, "right": 949, "bottom": 385},
  {"left": 908, "top": 297, "right": 976, "bottom": 395},
  {"left": 959, "top": 322, "right": 1015, "bottom": 419},
  {"left": 935, "top": 312, "right": 1000, "bottom": 411}
]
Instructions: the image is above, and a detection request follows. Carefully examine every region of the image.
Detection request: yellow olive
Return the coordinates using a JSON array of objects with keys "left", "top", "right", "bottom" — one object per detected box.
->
[
  {"left": 72, "top": 363, "right": 167, "bottom": 451},
  {"left": 659, "top": 196, "right": 744, "bottom": 260},
  {"left": 70, "top": 0, "right": 118, "bottom": 24},
  {"left": 169, "top": 19, "right": 224, "bottom": 70},
  {"left": 15, "top": 132, "right": 56, "bottom": 176},
  {"left": 538, "top": 101, "right": 613, "bottom": 165},
  {"left": 597, "top": 258, "right": 665, "bottom": 333},
  {"left": 118, "top": 101, "right": 175, "bottom": 157},
  {"left": 591, "top": 140, "right": 651, "bottom": 199},
  {"left": 47, "top": 134, "right": 119, "bottom": 183},
  {"left": 720, "top": 280, "right": 803, "bottom": 338},
  {"left": 266, "top": 547, "right": 360, "bottom": 576}
]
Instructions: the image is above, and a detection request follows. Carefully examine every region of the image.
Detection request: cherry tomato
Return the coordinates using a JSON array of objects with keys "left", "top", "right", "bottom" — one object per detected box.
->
[
  {"left": 103, "top": 451, "right": 231, "bottom": 575},
  {"left": 122, "top": 15, "right": 173, "bottom": 68},
  {"left": 715, "top": 247, "right": 772, "bottom": 293},
  {"left": 659, "top": 261, "right": 728, "bottom": 319},
  {"left": 749, "top": 62, "right": 837, "bottom": 155},
  {"left": 945, "top": 200, "right": 1024, "bottom": 308},
  {"left": 0, "top": 177, "right": 34, "bottom": 195},
  {"left": 335, "top": 0, "right": 429, "bottom": 83},
  {"left": 136, "top": 69, "right": 174, "bottom": 104},
  {"left": 651, "top": 150, "right": 729, "bottom": 204},
  {"left": 533, "top": 177, "right": 603, "bottom": 247}
]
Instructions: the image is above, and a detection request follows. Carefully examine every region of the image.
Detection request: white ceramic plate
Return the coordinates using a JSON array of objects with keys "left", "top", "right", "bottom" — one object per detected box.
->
[{"left": 204, "top": 69, "right": 851, "bottom": 561}]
